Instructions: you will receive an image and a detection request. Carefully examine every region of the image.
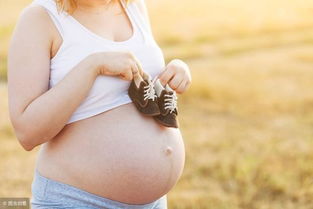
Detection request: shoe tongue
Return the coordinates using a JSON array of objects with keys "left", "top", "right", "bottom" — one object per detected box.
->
[
  {"left": 143, "top": 73, "right": 152, "bottom": 82},
  {"left": 154, "top": 79, "right": 164, "bottom": 96},
  {"left": 165, "top": 84, "right": 174, "bottom": 93}
]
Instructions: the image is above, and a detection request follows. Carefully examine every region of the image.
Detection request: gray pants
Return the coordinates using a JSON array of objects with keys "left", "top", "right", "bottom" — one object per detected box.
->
[{"left": 31, "top": 169, "right": 168, "bottom": 209}]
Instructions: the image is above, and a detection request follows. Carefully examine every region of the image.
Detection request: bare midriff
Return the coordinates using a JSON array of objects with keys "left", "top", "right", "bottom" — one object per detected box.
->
[{"left": 35, "top": 102, "right": 185, "bottom": 204}]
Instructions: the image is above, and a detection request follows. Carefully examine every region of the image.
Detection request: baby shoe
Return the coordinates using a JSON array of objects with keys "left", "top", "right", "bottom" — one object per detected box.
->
[
  {"left": 153, "top": 79, "right": 179, "bottom": 128},
  {"left": 128, "top": 72, "right": 160, "bottom": 116}
]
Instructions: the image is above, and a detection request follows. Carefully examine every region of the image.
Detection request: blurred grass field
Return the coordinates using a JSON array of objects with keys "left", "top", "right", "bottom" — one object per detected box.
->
[{"left": 2, "top": 0, "right": 313, "bottom": 208}]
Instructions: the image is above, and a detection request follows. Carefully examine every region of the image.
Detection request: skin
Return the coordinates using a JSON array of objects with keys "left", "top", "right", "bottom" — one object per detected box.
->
[
  {"left": 158, "top": 59, "right": 192, "bottom": 93},
  {"left": 8, "top": 0, "right": 191, "bottom": 204}
]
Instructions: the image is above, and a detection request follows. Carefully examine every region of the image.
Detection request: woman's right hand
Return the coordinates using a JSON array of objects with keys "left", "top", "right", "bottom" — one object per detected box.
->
[{"left": 90, "top": 51, "right": 144, "bottom": 81}]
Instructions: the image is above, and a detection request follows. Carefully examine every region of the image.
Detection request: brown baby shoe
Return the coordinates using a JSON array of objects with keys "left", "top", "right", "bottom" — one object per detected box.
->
[
  {"left": 153, "top": 79, "right": 179, "bottom": 128},
  {"left": 128, "top": 73, "right": 160, "bottom": 116}
]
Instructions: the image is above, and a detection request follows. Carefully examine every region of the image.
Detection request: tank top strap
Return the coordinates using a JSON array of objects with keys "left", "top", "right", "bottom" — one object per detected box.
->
[
  {"left": 30, "top": 0, "right": 71, "bottom": 38},
  {"left": 31, "top": 0, "right": 154, "bottom": 44},
  {"left": 122, "top": 0, "right": 154, "bottom": 44}
]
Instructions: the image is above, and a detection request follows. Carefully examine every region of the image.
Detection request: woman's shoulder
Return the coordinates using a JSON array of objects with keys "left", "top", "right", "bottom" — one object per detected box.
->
[
  {"left": 19, "top": 4, "right": 52, "bottom": 24},
  {"left": 9, "top": 6, "right": 53, "bottom": 56},
  {"left": 13, "top": 4, "right": 57, "bottom": 45}
]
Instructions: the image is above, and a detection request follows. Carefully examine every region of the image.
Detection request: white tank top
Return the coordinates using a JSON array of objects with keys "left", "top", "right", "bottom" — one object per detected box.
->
[{"left": 30, "top": 0, "right": 166, "bottom": 124}]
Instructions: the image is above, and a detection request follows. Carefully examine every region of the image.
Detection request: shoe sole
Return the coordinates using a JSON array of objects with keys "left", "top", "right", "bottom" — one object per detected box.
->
[{"left": 153, "top": 116, "right": 178, "bottom": 128}]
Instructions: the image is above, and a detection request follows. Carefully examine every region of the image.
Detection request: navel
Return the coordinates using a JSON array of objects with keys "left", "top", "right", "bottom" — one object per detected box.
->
[{"left": 164, "top": 146, "right": 173, "bottom": 156}]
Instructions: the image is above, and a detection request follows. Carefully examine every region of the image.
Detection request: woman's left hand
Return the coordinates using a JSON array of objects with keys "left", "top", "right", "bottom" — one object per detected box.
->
[{"left": 158, "top": 59, "right": 192, "bottom": 94}]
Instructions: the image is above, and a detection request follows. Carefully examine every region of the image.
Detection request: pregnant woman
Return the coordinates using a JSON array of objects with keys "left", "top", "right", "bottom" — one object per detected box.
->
[{"left": 7, "top": 0, "right": 191, "bottom": 208}]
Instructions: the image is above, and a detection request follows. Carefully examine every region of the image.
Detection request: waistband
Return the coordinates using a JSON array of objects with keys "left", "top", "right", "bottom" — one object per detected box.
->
[{"left": 31, "top": 168, "right": 166, "bottom": 209}]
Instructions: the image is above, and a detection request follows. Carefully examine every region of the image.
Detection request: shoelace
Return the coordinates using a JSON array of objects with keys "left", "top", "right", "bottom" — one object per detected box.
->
[
  {"left": 164, "top": 92, "right": 178, "bottom": 114},
  {"left": 143, "top": 79, "right": 158, "bottom": 101}
]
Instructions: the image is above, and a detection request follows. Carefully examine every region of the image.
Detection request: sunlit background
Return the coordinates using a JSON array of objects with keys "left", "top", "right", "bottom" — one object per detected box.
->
[{"left": 1, "top": 0, "right": 313, "bottom": 208}]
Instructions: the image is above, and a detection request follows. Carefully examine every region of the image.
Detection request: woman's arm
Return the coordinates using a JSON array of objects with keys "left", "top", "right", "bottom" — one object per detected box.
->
[
  {"left": 8, "top": 5, "right": 142, "bottom": 151},
  {"left": 8, "top": 6, "right": 99, "bottom": 151}
]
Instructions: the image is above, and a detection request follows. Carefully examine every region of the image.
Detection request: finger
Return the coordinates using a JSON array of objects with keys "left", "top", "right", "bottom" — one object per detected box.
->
[
  {"left": 131, "top": 61, "right": 140, "bottom": 79},
  {"left": 169, "top": 73, "right": 184, "bottom": 90},
  {"left": 119, "top": 73, "right": 127, "bottom": 80},
  {"left": 142, "top": 70, "right": 153, "bottom": 82},
  {"left": 136, "top": 62, "right": 144, "bottom": 78},
  {"left": 175, "top": 79, "right": 188, "bottom": 94},
  {"left": 121, "top": 67, "right": 133, "bottom": 81},
  {"left": 184, "top": 80, "right": 191, "bottom": 90},
  {"left": 158, "top": 68, "right": 175, "bottom": 86},
  {"left": 132, "top": 56, "right": 144, "bottom": 77}
]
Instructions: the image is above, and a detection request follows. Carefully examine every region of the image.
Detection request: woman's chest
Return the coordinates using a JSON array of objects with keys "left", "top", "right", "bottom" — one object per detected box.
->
[{"left": 49, "top": 37, "right": 165, "bottom": 87}]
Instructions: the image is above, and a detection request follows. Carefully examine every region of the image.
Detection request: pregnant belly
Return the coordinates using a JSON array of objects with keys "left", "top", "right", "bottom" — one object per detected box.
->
[{"left": 36, "top": 102, "right": 185, "bottom": 204}]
